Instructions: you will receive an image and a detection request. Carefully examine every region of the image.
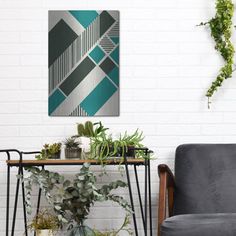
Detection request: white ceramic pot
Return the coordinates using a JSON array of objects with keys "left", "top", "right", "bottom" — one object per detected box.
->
[
  {"left": 36, "top": 229, "right": 54, "bottom": 236},
  {"left": 79, "top": 137, "right": 91, "bottom": 153}
]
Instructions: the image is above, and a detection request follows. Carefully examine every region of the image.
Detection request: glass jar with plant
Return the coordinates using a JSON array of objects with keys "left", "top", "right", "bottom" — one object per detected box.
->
[
  {"left": 27, "top": 209, "right": 59, "bottom": 236},
  {"left": 64, "top": 137, "right": 82, "bottom": 159},
  {"left": 35, "top": 143, "right": 62, "bottom": 160},
  {"left": 22, "top": 163, "right": 132, "bottom": 236}
]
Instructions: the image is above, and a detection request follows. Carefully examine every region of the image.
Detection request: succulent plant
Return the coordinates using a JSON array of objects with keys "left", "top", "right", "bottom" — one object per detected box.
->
[
  {"left": 64, "top": 137, "right": 81, "bottom": 149},
  {"left": 77, "top": 121, "right": 108, "bottom": 138},
  {"left": 35, "top": 143, "right": 62, "bottom": 160},
  {"left": 117, "top": 129, "right": 144, "bottom": 157},
  {"left": 90, "top": 129, "right": 146, "bottom": 162},
  {"left": 77, "top": 121, "right": 95, "bottom": 137}
]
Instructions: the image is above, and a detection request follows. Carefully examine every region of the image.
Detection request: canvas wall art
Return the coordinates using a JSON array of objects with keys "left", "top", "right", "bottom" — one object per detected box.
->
[{"left": 48, "top": 10, "right": 119, "bottom": 116}]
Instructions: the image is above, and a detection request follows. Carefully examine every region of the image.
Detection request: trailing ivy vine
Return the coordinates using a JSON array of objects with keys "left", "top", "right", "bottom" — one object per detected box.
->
[{"left": 199, "top": 0, "right": 235, "bottom": 107}]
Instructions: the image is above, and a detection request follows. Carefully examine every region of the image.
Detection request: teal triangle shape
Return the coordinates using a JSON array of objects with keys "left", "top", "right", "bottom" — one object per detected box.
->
[
  {"left": 69, "top": 11, "right": 98, "bottom": 28},
  {"left": 108, "top": 66, "right": 119, "bottom": 86},
  {"left": 80, "top": 77, "right": 117, "bottom": 116},
  {"left": 110, "top": 37, "right": 119, "bottom": 45},
  {"left": 110, "top": 46, "right": 119, "bottom": 65}
]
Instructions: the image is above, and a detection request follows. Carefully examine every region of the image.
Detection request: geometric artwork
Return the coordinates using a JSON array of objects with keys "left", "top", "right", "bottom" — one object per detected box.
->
[{"left": 48, "top": 11, "right": 119, "bottom": 116}]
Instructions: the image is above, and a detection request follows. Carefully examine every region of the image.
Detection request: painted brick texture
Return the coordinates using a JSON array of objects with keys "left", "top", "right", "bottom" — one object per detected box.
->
[{"left": 0, "top": 0, "right": 236, "bottom": 235}]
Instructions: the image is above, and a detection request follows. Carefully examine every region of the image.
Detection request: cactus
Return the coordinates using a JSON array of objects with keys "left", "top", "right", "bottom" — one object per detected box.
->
[
  {"left": 77, "top": 121, "right": 94, "bottom": 137},
  {"left": 77, "top": 123, "right": 86, "bottom": 137},
  {"left": 76, "top": 121, "right": 109, "bottom": 139},
  {"left": 85, "top": 121, "right": 94, "bottom": 137},
  {"left": 35, "top": 143, "right": 62, "bottom": 160}
]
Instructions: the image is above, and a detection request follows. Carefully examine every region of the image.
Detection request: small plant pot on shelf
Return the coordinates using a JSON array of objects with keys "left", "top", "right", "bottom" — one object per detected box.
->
[
  {"left": 98, "top": 145, "right": 120, "bottom": 160},
  {"left": 65, "top": 148, "right": 82, "bottom": 159},
  {"left": 119, "top": 146, "right": 135, "bottom": 159},
  {"left": 125, "top": 146, "right": 135, "bottom": 158},
  {"left": 48, "top": 150, "right": 61, "bottom": 159},
  {"left": 36, "top": 229, "right": 54, "bottom": 236}
]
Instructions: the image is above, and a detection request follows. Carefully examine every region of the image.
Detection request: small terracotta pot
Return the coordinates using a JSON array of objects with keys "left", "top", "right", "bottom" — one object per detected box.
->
[{"left": 36, "top": 229, "right": 54, "bottom": 236}]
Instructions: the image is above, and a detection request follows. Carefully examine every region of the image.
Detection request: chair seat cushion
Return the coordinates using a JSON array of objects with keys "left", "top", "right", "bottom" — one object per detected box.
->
[{"left": 161, "top": 213, "right": 236, "bottom": 236}]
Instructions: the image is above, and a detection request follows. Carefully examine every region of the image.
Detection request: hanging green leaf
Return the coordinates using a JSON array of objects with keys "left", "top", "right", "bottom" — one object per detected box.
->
[{"left": 198, "top": 0, "right": 235, "bottom": 107}]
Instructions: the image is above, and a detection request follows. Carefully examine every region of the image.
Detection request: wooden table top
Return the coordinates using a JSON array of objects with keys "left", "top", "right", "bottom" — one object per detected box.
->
[{"left": 6, "top": 158, "right": 146, "bottom": 166}]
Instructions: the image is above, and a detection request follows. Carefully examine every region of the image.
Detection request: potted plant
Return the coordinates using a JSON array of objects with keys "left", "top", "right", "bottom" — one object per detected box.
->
[
  {"left": 64, "top": 137, "right": 82, "bottom": 159},
  {"left": 90, "top": 129, "right": 145, "bottom": 162},
  {"left": 36, "top": 143, "right": 62, "bottom": 160},
  {"left": 27, "top": 209, "right": 59, "bottom": 236},
  {"left": 77, "top": 121, "right": 108, "bottom": 138},
  {"left": 23, "top": 163, "right": 132, "bottom": 236},
  {"left": 117, "top": 129, "right": 144, "bottom": 158},
  {"left": 75, "top": 121, "right": 109, "bottom": 155},
  {"left": 90, "top": 133, "right": 120, "bottom": 164}
]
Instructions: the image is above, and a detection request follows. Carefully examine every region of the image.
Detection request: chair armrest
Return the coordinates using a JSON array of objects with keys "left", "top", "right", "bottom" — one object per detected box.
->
[{"left": 158, "top": 164, "right": 175, "bottom": 236}]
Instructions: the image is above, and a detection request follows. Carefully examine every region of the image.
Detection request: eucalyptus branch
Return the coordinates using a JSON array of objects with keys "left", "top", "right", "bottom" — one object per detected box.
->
[{"left": 21, "top": 164, "right": 132, "bottom": 228}]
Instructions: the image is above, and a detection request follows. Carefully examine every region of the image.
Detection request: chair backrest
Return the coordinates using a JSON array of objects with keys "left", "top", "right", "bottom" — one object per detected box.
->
[{"left": 173, "top": 144, "right": 236, "bottom": 215}]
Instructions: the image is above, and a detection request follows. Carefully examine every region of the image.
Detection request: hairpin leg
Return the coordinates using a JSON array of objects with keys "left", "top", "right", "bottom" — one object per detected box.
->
[
  {"left": 134, "top": 165, "right": 145, "bottom": 232},
  {"left": 6, "top": 165, "right": 10, "bottom": 236},
  {"left": 144, "top": 159, "right": 148, "bottom": 236},
  {"left": 11, "top": 168, "right": 20, "bottom": 236},
  {"left": 34, "top": 166, "right": 44, "bottom": 236},
  {"left": 124, "top": 157, "right": 138, "bottom": 236},
  {"left": 20, "top": 167, "right": 28, "bottom": 236},
  {"left": 148, "top": 158, "right": 152, "bottom": 236}
]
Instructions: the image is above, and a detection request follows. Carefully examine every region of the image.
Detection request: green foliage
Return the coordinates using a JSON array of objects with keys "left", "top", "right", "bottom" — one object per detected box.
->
[
  {"left": 21, "top": 163, "right": 132, "bottom": 229},
  {"left": 94, "top": 215, "right": 133, "bottom": 236},
  {"left": 90, "top": 129, "right": 145, "bottom": 162},
  {"left": 64, "top": 137, "right": 81, "bottom": 149},
  {"left": 27, "top": 209, "right": 59, "bottom": 232},
  {"left": 35, "top": 143, "right": 62, "bottom": 160},
  {"left": 117, "top": 129, "right": 144, "bottom": 157},
  {"left": 90, "top": 133, "right": 115, "bottom": 163},
  {"left": 77, "top": 121, "right": 108, "bottom": 138},
  {"left": 199, "top": 0, "right": 235, "bottom": 104}
]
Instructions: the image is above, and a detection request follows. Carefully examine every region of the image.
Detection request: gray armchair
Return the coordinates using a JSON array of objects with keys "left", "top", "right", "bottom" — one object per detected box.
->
[{"left": 158, "top": 144, "right": 236, "bottom": 236}]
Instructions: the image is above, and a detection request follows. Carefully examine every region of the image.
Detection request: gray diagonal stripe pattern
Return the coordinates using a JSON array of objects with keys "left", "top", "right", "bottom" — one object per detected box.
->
[
  {"left": 99, "top": 35, "right": 115, "bottom": 53},
  {"left": 49, "top": 15, "right": 101, "bottom": 93},
  {"left": 59, "top": 56, "right": 96, "bottom": 96},
  {"left": 107, "top": 21, "right": 119, "bottom": 37},
  {"left": 69, "top": 105, "right": 88, "bottom": 116},
  {"left": 51, "top": 66, "right": 106, "bottom": 116}
]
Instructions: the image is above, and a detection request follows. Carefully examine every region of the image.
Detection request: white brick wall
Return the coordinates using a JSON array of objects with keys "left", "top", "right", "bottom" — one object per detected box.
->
[{"left": 0, "top": 0, "right": 236, "bottom": 235}]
